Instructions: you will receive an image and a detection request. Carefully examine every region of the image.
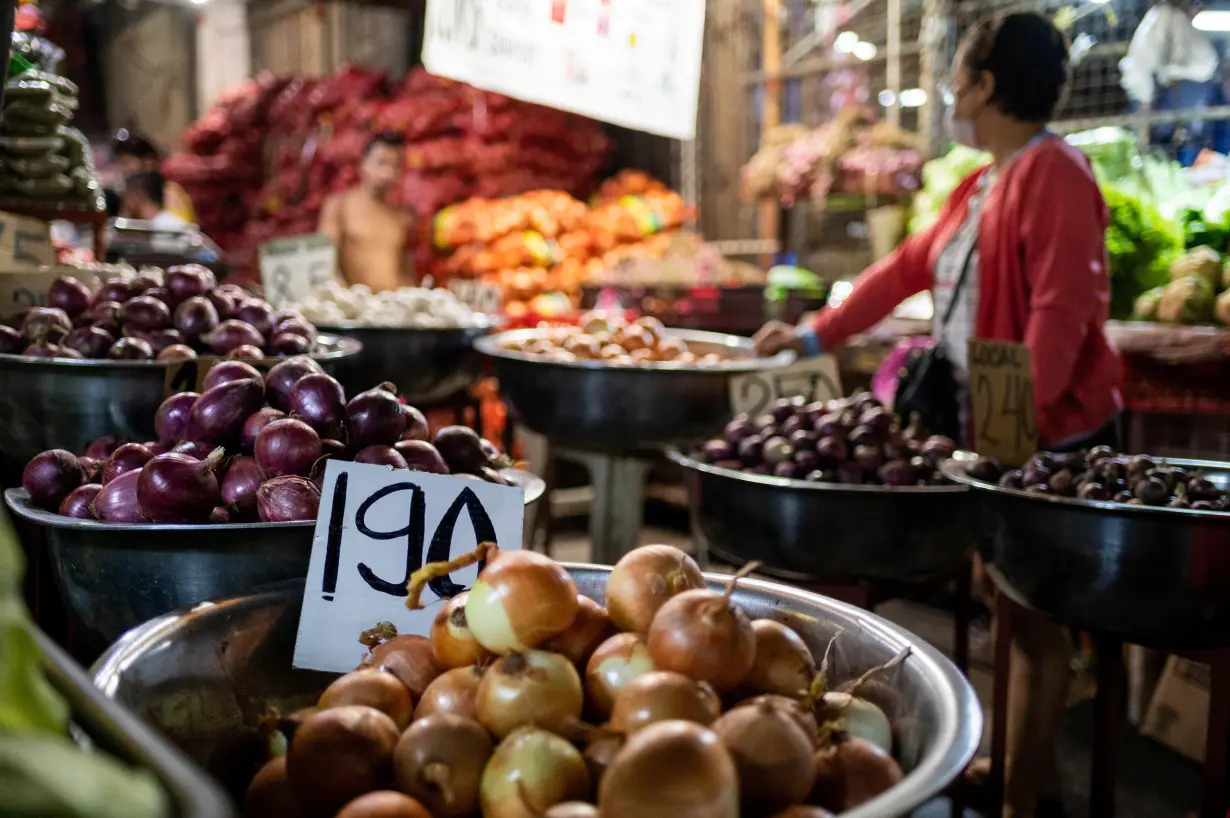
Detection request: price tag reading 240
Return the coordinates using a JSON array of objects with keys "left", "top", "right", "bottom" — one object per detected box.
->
[
  {"left": 967, "top": 339, "right": 1038, "bottom": 468},
  {"left": 293, "top": 460, "right": 526, "bottom": 673},
  {"left": 729, "top": 355, "right": 844, "bottom": 419}
]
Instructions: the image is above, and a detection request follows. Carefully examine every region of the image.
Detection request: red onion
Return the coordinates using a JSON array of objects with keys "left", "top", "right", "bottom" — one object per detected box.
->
[
  {"left": 22, "top": 449, "right": 84, "bottom": 509},
  {"left": 137, "top": 447, "right": 225, "bottom": 523},
  {"left": 256, "top": 418, "right": 322, "bottom": 477},
  {"left": 91, "top": 470, "right": 145, "bottom": 522},
  {"left": 234, "top": 299, "right": 276, "bottom": 336},
  {"left": 166, "top": 264, "right": 217, "bottom": 301},
  {"left": 274, "top": 308, "right": 305, "bottom": 325},
  {"left": 206, "top": 289, "right": 238, "bottom": 320},
  {"left": 48, "top": 276, "right": 91, "bottom": 318},
  {"left": 59, "top": 483, "right": 102, "bottom": 518},
  {"left": 347, "top": 383, "right": 407, "bottom": 450},
  {"left": 102, "top": 442, "right": 155, "bottom": 485},
  {"left": 402, "top": 406, "right": 430, "bottom": 442},
  {"left": 186, "top": 378, "right": 266, "bottom": 444},
  {"left": 108, "top": 337, "right": 154, "bottom": 360},
  {"left": 77, "top": 456, "right": 102, "bottom": 482},
  {"left": 241, "top": 407, "right": 288, "bottom": 452},
  {"left": 274, "top": 317, "right": 317, "bottom": 342},
  {"left": 172, "top": 440, "right": 215, "bottom": 459},
  {"left": 393, "top": 440, "right": 449, "bottom": 474},
  {"left": 269, "top": 332, "right": 310, "bottom": 356},
  {"left": 65, "top": 326, "right": 114, "bottom": 358},
  {"left": 265, "top": 356, "right": 323, "bottom": 411},
  {"left": 155, "top": 392, "right": 200, "bottom": 443},
  {"left": 221, "top": 456, "right": 265, "bottom": 519},
  {"left": 202, "top": 320, "right": 265, "bottom": 354},
  {"left": 354, "top": 445, "right": 409, "bottom": 469},
  {"left": 173, "top": 296, "right": 219, "bottom": 339},
  {"left": 157, "top": 344, "right": 197, "bottom": 361},
  {"left": 147, "top": 328, "right": 186, "bottom": 354},
  {"left": 22, "top": 307, "right": 71, "bottom": 343},
  {"left": 289, "top": 373, "right": 346, "bottom": 435},
  {"left": 210, "top": 507, "right": 231, "bottom": 523},
  {"left": 143, "top": 442, "right": 170, "bottom": 456},
  {"left": 22, "top": 343, "right": 60, "bottom": 358},
  {"left": 120, "top": 296, "right": 172, "bottom": 331},
  {"left": 257, "top": 475, "right": 321, "bottom": 522},
  {"left": 433, "top": 426, "right": 489, "bottom": 474},
  {"left": 94, "top": 279, "right": 135, "bottom": 305},
  {"left": 226, "top": 345, "right": 265, "bottom": 360},
  {"left": 321, "top": 438, "right": 346, "bottom": 458},
  {"left": 85, "top": 436, "right": 128, "bottom": 460},
  {"left": 142, "top": 287, "right": 175, "bottom": 309},
  {"left": 202, "top": 360, "right": 263, "bottom": 392},
  {"left": 89, "top": 301, "right": 123, "bottom": 335},
  {"left": 0, "top": 325, "right": 22, "bottom": 353}
]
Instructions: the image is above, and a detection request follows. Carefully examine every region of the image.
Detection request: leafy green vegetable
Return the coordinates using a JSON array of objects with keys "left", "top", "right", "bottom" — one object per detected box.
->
[
  {"left": 908, "top": 145, "right": 990, "bottom": 234},
  {"left": 1102, "top": 184, "right": 1184, "bottom": 320}
]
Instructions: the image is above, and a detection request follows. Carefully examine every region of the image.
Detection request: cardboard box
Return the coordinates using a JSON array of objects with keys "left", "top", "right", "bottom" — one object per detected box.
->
[{"left": 1142, "top": 655, "right": 1211, "bottom": 763}]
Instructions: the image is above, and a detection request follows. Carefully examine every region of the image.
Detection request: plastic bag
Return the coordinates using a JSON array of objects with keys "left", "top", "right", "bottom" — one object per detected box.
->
[
  {"left": 0, "top": 134, "right": 63, "bottom": 156},
  {"left": 1120, "top": 5, "right": 1217, "bottom": 104},
  {"left": 6, "top": 152, "right": 69, "bottom": 178}
]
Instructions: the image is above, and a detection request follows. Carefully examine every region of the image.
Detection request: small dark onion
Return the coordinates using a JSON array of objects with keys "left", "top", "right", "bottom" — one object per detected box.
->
[
  {"left": 206, "top": 288, "right": 238, "bottom": 320},
  {"left": 0, "top": 325, "right": 22, "bottom": 353},
  {"left": 165, "top": 264, "right": 217, "bottom": 301},
  {"left": 202, "top": 319, "right": 265, "bottom": 354},
  {"left": 22, "top": 449, "right": 84, "bottom": 509},
  {"left": 59, "top": 483, "right": 102, "bottom": 519},
  {"left": 289, "top": 373, "right": 346, "bottom": 435},
  {"left": 94, "top": 278, "right": 135, "bottom": 304},
  {"left": 146, "top": 328, "right": 186, "bottom": 354},
  {"left": 274, "top": 317, "right": 317, "bottom": 342},
  {"left": 700, "top": 439, "right": 733, "bottom": 462},
  {"left": 256, "top": 475, "right": 321, "bottom": 522},
  {"left": 89, "top": 300, "right": 123, "bottom": 334},
  {"left": 90, "top": 470, "right": 145, "bottom": 522},
  {"left": 22, "top": 343, "right": 60, "bottom": 358},
  {"left": 227, "top": 345, "right": 266, "bottom": 360},
  {"left": 209, "top": 507, "right": 231, "bottom": 524},
  {"left": 48, "top": 276, "right": 92, "bottom": 318},
  {"left": 173, "top": 296, "right": 219, "bottom": 339},
  {"left": 274, "top": 308, "right": 306, "bottom": 325},
  {"left": 157, "top": 344, "right": 197, "bottom": 361},
  {"left": 321, "top": 438, "right": 346, "bottom": 458},
  {"left": 265, "top": 356, "right": 324, "bottom": 411},
  {"left": 85, "top": 436, "right": 128, "bottom": 460},
  {"left": 172, "top": 440, "right": 216, "bottom": 460},
  {"left": 241, "top": 407, "right": 288, "bottom": 452},
  {"left": 354, "top": 445, "right": 409, "bottom": 469},
  {"left": 130, "top": 274, "right": 160, "bottom": 293},
  {"left": 120, "top": 296, "right": 172, "bottom": 331},
  {"left": 186, "top": 378, "right": 266, "bottom": 444},
  {"left": 108, "top": 337, "right": 154, "bottom": 360},
  {"left": 202, "top": 360, "right": 263, "bottom": 392},
  {"left": 65, "top": 326, "right": 114, "bottom": 358},
  {"left": 143, "top": 442, "right": 169, "bottom": 456},
  {"left": 141, "top": 287, "right": 175, "bottom": 309},
  {"left": 432, "top": 426, "right": 487, "bottom": 474},
  {"left": 222, "top": 456, "right": 265, "bottom": 519},
  {"left": 234, "top": 299, "right": 276, "bottom": 336},
  {"left": 347, "top": 383, "right": 407, "bottom": 450},
  {"left": 155, "top": 392, "right": 200, "bottom": 443},
  {"left": 269, "top": 332, "right": 310, "bottom": 356},
  {"left": 477, "top": 466, "right": 509, "bottom": 485},
  {"left": 22, "top": 307, "right": 71, "bottom": 343},
  {"left": 77, "top": 456, "right": 102, "bottom": 483},
  {"left": 402, "top": 406, "right": 430, "bottom": 442},
  {"left": 102, "top": 442, "right": 155, "bottom": 485},
  {"left": 256, "top": 418, "right": 322, "bottom": 477},
  {"left": 137, "top": 448, "right": 225, "bottom": 523}
]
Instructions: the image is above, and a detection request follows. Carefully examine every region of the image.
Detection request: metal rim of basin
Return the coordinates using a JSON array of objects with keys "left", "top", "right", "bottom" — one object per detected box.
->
[
  {"left": 669, "top": 448, "right": 969, "bottom": 494},
  {"left": 0, "top": 332, "right": 362, "bottom": 370}
]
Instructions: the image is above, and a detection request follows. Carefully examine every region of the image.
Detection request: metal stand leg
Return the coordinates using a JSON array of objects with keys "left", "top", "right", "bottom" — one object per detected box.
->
[
  {"left": 953, "top": 560, "right": 972, "bottom": 677},
  {"left": 1201, "top": 649, "right": 1230, "bottom": 818},
  {"left": 577, "top": 451, "right": 651, "bottom": 566},
  {"left": 989, "top": 592, "right": 1015, "bottom": 818},
  {"left": 1091, "top": 635, "right": 1125, "bottom": 818}
]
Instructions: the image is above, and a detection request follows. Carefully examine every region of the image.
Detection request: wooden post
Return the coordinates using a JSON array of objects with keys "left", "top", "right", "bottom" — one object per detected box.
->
[{"left": 759, "top": 0, "right": 782, "bottom": 265}]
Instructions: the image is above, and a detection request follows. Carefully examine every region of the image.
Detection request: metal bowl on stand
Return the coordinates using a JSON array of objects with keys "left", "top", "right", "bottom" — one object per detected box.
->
[
  {"left": 4, "top": 469, "right": 545, "bottom": 648},
  {"left": 475, "top": 328, "right": 794, "bottom": 451},
  {"left": 943, "top": 452, "right": 1230, "bottom": 648},
  {"left": 92, "top": 566, "right": 981, "bottom": 818},
  {"left": 0, "top": 334, "right": 361, "bottom": 464},
  {"left": 317, "top": 319, "right": 496, "bottom": 405},
  {"left": 669, "top": 451, "right": 973, "bottom": 582}
]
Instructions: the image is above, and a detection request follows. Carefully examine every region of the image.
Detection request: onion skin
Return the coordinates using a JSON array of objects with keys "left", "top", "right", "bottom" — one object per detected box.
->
[
  {"left": 366, "top": 634, "right": 440, "bottom": 699},
  {"left": 241, "top": 407, "right": 289, "bottom": 453},
  {"left": 354, "top": 445, "right": 409, "bottom": 470},
  {"left": 646, "top": 588, "right": 756, "bottom": 692},
  {"left": 166, "top": 264, "right": 216, "bottom": 301},
  {"left": 393, "top": 440, "right": 449, "bottom": 474},
  {"left": 393, "top": 714, "right": 493, "bottom": 818},
  {"left": 813, "top": 692, "right": 893, "bottom": 755},
  {"left": 481, "top": 727, "right": 590, "bottom": 818},
  {"left": 431, "top": 593, "right": 493, "bottom": 669},
  {"left": 318, "top": 668, "right": 415, "bottom": 729},
  {"left": 172, "top": 440, "right": 216, "bottom": 460},
  {"left": 94, "top": 279, "right": 135, "bottom": 305},
  {"left": 289, "top": 373, "right": 347, "bottom": 435},
  {"left": 416, "top": 666, "right": 484, "bottom": 721},
  {"left": 120, "top": 296, "right": 172, "bottom": 331},
  {"left": 336, "top": 791, "right": 432, "bottom": 818},
  {"left": 48, "top": 275, "right": 91, "bottom": 318},
  {"left": 235, "top": 299, "right": 276, "bottom": 336},
  {"left": 221, "top": 456, "right": 265, "bottom": 519},
  {"left": 58, "top": 483, "right": 102, "bottom": 519},
  {"left": 90, "top": 470, "right": 145, "bottom": 522},
  {"left": 107, "top": 336, "right": 154, "bottom": 359},
  {"left": 22, "top": 306, "right": 72, "bottom": 343},
  {"left": 597, "top": 720, "right": 738, "bottom": 818},
  {"left": 809, "top": 734, "right": 903, "bottom": 812},
  {"left": 609, "top": 671, "right": 721, "bottom": 735},
  {"left": 266, "top": 356, "right": 324, "bottom": 412},
  {"left": 542, "top": 595, "right": 617, "bottom": 668},
  {"left": 735, "top": 695, "right": 820, "bottom": 748},
  {"left": 187, "top": 378, "right": 266, "bottom": 444},
  {"left": 243, "top": 756, "right": 300, "bottom": 818},
  {"left": 22, "top": 449, "right": 83, "bottom": 509},
  {"left": 402, "top": 406, "right": 430, "bottom": 442},
  {"left": 711, "top": 701, "right": 816, "bottom": 814},
  {"left": 347, "top": 383, "right": 408, "bottom": 450},
  {"left": 77, "top": 456, "right": 102, "bottom": 483},
  {"left": 286, "top": 705, "right": 400, "bottom": 818},
  {"left": 475, "top": 650, "right": 584, "bottom": 739},
  {"left": 742, "top": 619, "right": 816, "bottom": 698},
  {"left": 256, "top": 475, "right": 321, "bottom": 522},
  {"left": 173, "top": 296, "right": 219, "bottom": 339},
  {"left": 154, "top": 392, "right": 199, "bottom": 444},
  {"left": 137, "top": 448, "right": 224, "bottom": 523},
  {"left": 605, "top": 545, "right": 705, "bottom": 634},
  {"left": 584, "top": 633, "right": 657, "bottom": 718},
  {"left": 65, "top": 325, "right": 114, "bottom": 358},
  {"left": 466, "top": 551, "right": 579, "bottom": 655},
  {"left": 275, "top": 317, "right": 317, "bottom": 342},
  {"left": 256, "top": 418, "right": 323, "bottom": 477},
  {"left": 101, "top": 442, "right": 154, "bottom": 485},
  {"left": 85, "top": 436, "right": 128, "bottom": 460},
  {"left": 157, "top": 344, "right": 197, "bottom": 361},
  {"left": 228, "top": 344, "right": 265, "bottom": 360},
  {"left": 270, "top": 332, "right": 311, "bottom": 356},
  {"left": 203, "top": 319, "right": 265, "bottom": 354},
  {"left": 202, "top": 360, "right": 262, "bottom": 392},
  {"left": 0, "top": 324, "right": 22, "bottom": 353},
  {"left": 433, "top": 425, "right": 489, "bottom": 474}
]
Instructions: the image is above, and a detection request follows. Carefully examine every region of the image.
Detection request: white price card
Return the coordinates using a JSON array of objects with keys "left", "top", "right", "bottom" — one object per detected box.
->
[
  {"left": 729, "top": 355, "right": 844, "bottom": 419},
  {"left": 294, "top": 460, "right": 526, "bottom": 673},
  {"left": 423, "top": 0, "right": 706, "bottom": 141},
  {"left": 0, "top": 211, "right": 54, "bottom": 268},
  {"left": 259, "top": 234, "right": 337, "bottom": 309},
  {"left": 448, "top": 278, "right": 503, "bottom": 314}
]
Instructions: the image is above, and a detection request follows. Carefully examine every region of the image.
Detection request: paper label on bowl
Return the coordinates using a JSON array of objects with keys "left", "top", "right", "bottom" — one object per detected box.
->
[
  {"left": 162, "top": 356, "right": 279, "bottom": 396},
  {"left": 293, "top": 460, "right": 526, "bottom": 673},
  {"left": 967, "top": 339, "right": 1037, "bottom": 468},
  {"left": 729, "top": 354, "right": 843, "bottom": 418},
  {"left": 259, "top": 234, "right": 337, "bottom": 309},
  {"left": 0, "top": 211, "right": 53, "bottom": 269}
]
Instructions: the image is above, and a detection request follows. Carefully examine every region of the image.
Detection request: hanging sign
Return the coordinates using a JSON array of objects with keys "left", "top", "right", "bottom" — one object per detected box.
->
[
  {"left": 259, "top": 234, "right": 337, "bottom": 309},
  {"left": 729, "top": 355, "right": 844, "bottom": 418},
  {"left": 0, "top": 212, "right": 54, "bottom": 269},
  {"left": 422, "top": 0, "right": 707, "bottom": 140},
  {"left": 293, "top": 460, "right": 526, "bottom": 673},
  {"left": 967, "top": 339, "right": 1038, "bottom": 467}
]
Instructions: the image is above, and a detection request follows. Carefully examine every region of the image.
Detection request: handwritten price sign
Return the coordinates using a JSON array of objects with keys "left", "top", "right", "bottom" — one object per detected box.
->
[
  {"left": 293, "top": 460, "right": 526, "bottom": 673},
  {"left": 967, "top": 339, "right": 1038, "bottom": 467},
  {"left": 259, "top": 234, "right": 337, "bottom": 309},
  {"left": 729, "top": 355, "right": 844, "bottom": 418},
  {"left": 0, "top": 212, "right": 53, "bottom": 269}
]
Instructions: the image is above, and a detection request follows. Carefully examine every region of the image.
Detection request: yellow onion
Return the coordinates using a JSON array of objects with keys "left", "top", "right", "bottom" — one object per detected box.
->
[
  {"left": 542, "top": 595, "right": 617, "bottom": 668},
  {"left": 605, "top": 545, "right": 705, "bottom": 634},
  {"left": 810, "top": 733, "right": 903, "bottom": 811},
  {"left": 285, "top": 705, "right": 399, "bottom": 817},
  {"left": 393, "top": 713, "right": 493, "bottom": 818},
  {"left": 609, "top": 671, "right": 721, "bottom": 735},
  {"left": 584, "top": 633, "right": 657, "bottom": 717},
  {"left": 813, "top": 692, "right": 892, "bottom": 755},
  {"left": 597, "top": 720, "right": 738, "bottom": 818},
  {"left": 711, "top": 699, "right": 816, "bottom": 814},
  {"left": 466, "top": 551, "right": 579, "bottom": 654},
  {"left": 318, "top": 668, "right": 415, "bottom": 729},
  {"left": 335, "top": 791, "right": 432, "bottom": 818},
  {"left": 742, "top": 619, "right": 816, "bottom": 697},
  {"left": 645, "top": 568, "right": 757, "bottom": 692},
  {"left": 476, "top": 650, "right": 583, "bottom": 738},
  {"left": 415, "top": 666, "right": 484, "bottom": 721},
  {"left": 431, "top": 593, "right": 493, "bottom": 669},
  {"left": 480, "top": 727, "right": 590, "bottom": 818}
]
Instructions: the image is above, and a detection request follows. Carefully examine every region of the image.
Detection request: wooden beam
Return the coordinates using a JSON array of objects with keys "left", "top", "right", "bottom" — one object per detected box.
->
[{"left": 758, "top": 0, "right": 782, "bottom": 265}]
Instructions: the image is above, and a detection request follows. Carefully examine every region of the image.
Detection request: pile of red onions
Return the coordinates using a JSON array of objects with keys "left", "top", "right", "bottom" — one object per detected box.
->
[
  {"left": 0, "top": 265, "right": 322, "bottom": 362},
  {"left": 20, "top": 357, "right": 512, "bottom": 525}
]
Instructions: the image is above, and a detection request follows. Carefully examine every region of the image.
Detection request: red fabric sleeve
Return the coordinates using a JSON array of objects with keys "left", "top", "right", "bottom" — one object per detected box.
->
[
  {"left": 1016, "top": 149, "right": 1110, "bottom": 411},
  {"left": 810, "top": 172, "right": 984, "bottom": 349}
]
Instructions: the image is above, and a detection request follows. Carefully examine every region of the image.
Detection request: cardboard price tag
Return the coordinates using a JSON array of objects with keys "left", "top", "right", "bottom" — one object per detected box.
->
[
  {"left": 259, "top": 234, "right": 337, "bottom": 308},
  {"left": 967, "top": 339, "right": 1038, "bottom": 467},
  {"left": 448, "top": 278, "right": 502, "bottom": 314},
  {"left": 0, "top": 265, "right": 65, "bottom": 317},
  {"left": 0, "top": 211, "right": 54, "bottom": 268},
  {"left": 729, "top": 355, "right": 843, "bottom": 418},
  {"left": 293, "top": 460, "right": 526, "bottom": 673},
  {"left": 162, "top": 355, "right": 280, "bottom": 397}
]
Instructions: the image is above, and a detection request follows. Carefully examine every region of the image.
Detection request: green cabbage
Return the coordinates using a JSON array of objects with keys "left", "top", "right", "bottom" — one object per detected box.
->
[
  {"left": 1102, "top": 184, "right": 1183, "bottom": 320},
  {"left": 908, "top": 146, "right": 990, "bottom": 234}
]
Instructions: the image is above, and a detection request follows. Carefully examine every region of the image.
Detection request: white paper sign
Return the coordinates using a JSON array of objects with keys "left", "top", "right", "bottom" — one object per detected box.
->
[
  {"left": 448, "top": 278, "right": 503, "bottom": 314},
  {"left": 294, "top": 460, "right": 526, "bottom": 673},
  {"left": 423, "top": 0, "right": 707, "bottom": 140},
  {"left": 730, "top": 355, "right": 844, "bottom": 418},
  {"left": 259, "top": 234, "right": 337, "bottom": 309}
]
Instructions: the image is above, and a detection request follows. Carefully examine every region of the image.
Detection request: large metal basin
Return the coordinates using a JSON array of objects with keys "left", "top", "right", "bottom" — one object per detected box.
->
[
  {"left": 91, "top": 566, "right": 981, "bottom": 818},
  {"left": 943, "top": 453, "right": 1230, "bottom": 648},
  {"left": 670, "top": 450, "right": 973, "bottom": 583},
  {"left": 4, "top": 470, "right": 544, "bottom": 648},
  {"left": 0, "top": 334, "right": 361, "bottom": 464},
  {"left": 476, "top": 328, "right": 794, "bottom": 452},
  {"left": 317, "top": 321, "right": 494, "bottom": 406}
]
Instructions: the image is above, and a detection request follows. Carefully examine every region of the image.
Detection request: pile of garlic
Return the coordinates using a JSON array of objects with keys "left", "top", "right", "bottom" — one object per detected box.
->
[{"left": 294, "top": 283, "right": 485, "bottom": 329}]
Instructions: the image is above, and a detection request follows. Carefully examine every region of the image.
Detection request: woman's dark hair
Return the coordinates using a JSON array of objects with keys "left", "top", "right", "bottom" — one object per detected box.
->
[
  {"left": 960, "top": 12, "right": 1070, "bottom": 122},
  {"left": 126, "top": 172, "right": 166, "bottom": 208}
]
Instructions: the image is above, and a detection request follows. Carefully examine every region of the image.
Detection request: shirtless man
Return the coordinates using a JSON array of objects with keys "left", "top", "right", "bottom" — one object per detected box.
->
[{"left": 318, "top": 133, "right": 411, "bottom": 292}]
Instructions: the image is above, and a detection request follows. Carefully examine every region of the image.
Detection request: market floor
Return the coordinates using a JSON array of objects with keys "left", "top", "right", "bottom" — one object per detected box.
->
[{"left": 548, "top": 524, "right": 1205, "bottom": 817}]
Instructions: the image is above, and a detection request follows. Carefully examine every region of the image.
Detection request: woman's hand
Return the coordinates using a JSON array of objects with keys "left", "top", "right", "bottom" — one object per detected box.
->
[{"left": 753, "top": 321, "right": 805, "bottom": 356}]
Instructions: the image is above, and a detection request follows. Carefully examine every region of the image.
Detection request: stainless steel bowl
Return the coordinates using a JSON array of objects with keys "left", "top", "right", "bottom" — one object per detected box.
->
[
  {"left": 317, "top": 320, "right": 495, "bottom": 405},
  {"left": 943, "top": 452, "right": 1230, "bottom": 648},
  {"left": 0, "top": 334, "right": 362, "bottom": 464},
  {"left": 91, "top": 566, "right": 981, "bottom": 818},
  {"left": 475, "top": 328, "right": 794, "bottom": 451},
  {"left": 670, "top": 450, "right": 973, "bottom": 582},
  {"left": 4, "top": 469, "right": 545, "bottom": 648}
]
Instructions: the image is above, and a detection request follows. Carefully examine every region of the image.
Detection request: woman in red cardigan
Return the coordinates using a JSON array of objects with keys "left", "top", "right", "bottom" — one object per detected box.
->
[{"left": 756, "top": 13, "right": 1121, "bottom": 817}]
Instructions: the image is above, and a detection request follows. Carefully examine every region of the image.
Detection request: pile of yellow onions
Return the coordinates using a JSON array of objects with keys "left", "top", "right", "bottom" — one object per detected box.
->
[{"left": 244, "top": 545, "right": 907, "bottom": 818}]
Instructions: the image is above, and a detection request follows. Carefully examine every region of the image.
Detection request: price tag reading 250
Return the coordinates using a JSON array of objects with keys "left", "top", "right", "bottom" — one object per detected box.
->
[
  {"left": 967, "top": 339, "right": 1038, "bottom": 468},
  {"left": 293, "top": 460, "right": 526, "bottom": 673},
  {"left": 729, "top": 355, "right": 844, "bottom": 419}
]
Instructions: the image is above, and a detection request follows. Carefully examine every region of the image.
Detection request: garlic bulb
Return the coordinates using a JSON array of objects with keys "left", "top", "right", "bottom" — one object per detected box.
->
[{"left": 293, "top": 284, "right": 486, "bottom": 329}]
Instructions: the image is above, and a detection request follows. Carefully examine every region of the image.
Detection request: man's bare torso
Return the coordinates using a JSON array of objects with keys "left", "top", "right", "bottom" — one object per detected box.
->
[{"left": 322, "top": 189, "right": 409, "bottom": 293}]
